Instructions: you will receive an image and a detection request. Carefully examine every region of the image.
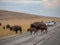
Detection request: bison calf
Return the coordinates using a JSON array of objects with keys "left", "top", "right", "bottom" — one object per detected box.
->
[{"left": 27, "top": 28, "right": 37, "bottom": 35}]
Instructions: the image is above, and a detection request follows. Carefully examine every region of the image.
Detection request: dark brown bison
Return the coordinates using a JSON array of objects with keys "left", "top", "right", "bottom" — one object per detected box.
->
[
  {"left": 27, "top": 28, "right": 37, "bottom": 35},
  {"left": 0, "top": 22, "right": 2, "bottom": 26},
  {"left": 3, "top": 26, "right": 5, "bottom": 30},
  {"left": 31, "top": 22, "right": 41, "bottom": 30},
  {"left": 31, "top": 21, "right": 48, "bottom": 33},
  {"left": 39, "top": 23, "right": 48, "bottom": 33},
  {"left": 6, "top": 24, "right": 10, "bottom": 29},
  {"left": 10, "top": 25, "right": 22, "bottom": 34}
]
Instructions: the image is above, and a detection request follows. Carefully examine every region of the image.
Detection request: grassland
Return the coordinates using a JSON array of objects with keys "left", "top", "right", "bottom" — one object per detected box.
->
[
  {"left": 0, "top": 10, "right": 60, "bottom": 38},
  {"left": 0, "top": 20, "right": 30, "bottom": 38}
]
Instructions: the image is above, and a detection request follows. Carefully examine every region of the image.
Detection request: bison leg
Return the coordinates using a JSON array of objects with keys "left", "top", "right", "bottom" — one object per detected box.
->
[
  {"left": 45, "top": 29, "right": 48, "bottom": 33},
  {"left": 0, "top": 23, "right": 2, "bottom": 26},
  {"left": 19, "top": 30, "right": 22, "bottom": 33},
  {"left": 41, "top": 30, "right": 43, "bottom": 34},
  {"left": 15, "top": 30, "right": 18, "bottom": 34},
  {"left": 19, "top": 28, "right": 22, "bottom": 33},
  {"left": 45, "top": 28, "right": 48, "bottom": 33},
  {"left": 10, "top": 27, "right": 12, "bottom": 31},
  {"left": 30, "top": 31, "right": 32, "bottom": 35},
  {"left": 34, "top": 30, "right": 38, "bottom": 35},
  {"left": 3, "top": 26, "right": 5, "bottom": 30}
]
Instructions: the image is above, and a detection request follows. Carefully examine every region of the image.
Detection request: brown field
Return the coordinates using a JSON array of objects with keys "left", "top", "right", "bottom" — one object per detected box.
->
[{"left": 0, "top": 10, "right": 60, "bottom": 38}]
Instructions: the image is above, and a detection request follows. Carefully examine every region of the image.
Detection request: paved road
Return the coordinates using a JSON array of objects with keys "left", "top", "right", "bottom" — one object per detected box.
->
[
  {"left": 0, "top": 22, "right": 60, "bottom": 45},
  {"left": 41, "top": 26, "right": 60, "bottom": 45}
]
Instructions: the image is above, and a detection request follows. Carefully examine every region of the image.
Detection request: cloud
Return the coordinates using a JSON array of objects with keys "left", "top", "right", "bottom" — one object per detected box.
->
[
  {"left": 0, "top": 0, "right": 59, "bottom": 8},
  {"left": 43, "top": 0, "right": 47, "bottom": 1},
  {"left": 0, "top": 1, "right": 42, "bottom": 4},
  {"left": 42, "top": 0, "right": 60, "bottom": 8},
  {"left": 0, "top": 0, "right": 14, "bottom": 1},
  {"left": 0, "top": 0, "right": 31, "bottom": 1},
  {"left": 0, "top": 0, "right": 43, "bottom": 3}
]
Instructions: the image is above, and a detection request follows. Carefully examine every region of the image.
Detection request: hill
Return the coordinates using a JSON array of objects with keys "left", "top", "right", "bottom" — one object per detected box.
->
[
  {"left": 0, "top": 10, "right": 60, "bottom": 38},
  {"left": 0, "top": 10, "right": 41, "bottom": 20},
  {"left": 0, "top": 10, "right": 60, "bottom": 22}
]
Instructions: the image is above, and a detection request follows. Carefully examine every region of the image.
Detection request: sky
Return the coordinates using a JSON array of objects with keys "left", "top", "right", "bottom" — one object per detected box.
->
[{"left": 0, "top": 0, "right": 60, "bottom": 18}]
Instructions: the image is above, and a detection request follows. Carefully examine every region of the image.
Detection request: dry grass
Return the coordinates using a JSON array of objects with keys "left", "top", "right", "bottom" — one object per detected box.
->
[
  {"left": 0, "top": 20, "right": 31, "bottom": 38},
  {"left": 0, "top": 18, "right": 60, "bottom": 38},
  {"left": 0, "top": 24, "right": 30, "bottom": 38},
  {"left": 0, "top": 26, "right": 15, "bottom": 38},
  {"left": 0, "top": 10, "right": 60, "bottom": 38}
]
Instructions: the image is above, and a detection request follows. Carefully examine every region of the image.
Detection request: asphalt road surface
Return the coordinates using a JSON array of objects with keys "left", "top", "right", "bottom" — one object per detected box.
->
[
  {"left": 41, "top": 26, "right": 60, "bottom": 45},
  {"left": 0, "top": 22, "right": 60, "bottom": 45}
]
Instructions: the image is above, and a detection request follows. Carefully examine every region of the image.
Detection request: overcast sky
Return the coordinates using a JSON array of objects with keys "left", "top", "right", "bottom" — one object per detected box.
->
[{"left": 0, "top": 0, "right": 60, "bottom": 18}]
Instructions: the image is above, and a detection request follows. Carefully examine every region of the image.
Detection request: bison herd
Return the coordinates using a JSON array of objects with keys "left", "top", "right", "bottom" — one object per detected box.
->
[{"left": 0, "top": 21, "right": 48, "bottom": 35}]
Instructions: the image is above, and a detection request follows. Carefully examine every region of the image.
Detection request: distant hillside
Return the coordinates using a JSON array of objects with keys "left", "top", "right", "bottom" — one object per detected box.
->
[
  {"left": 0, "top": 10, "right": 41, "bottom": 20},
  {"left": 0, "top": 10, "right": 60, "bottom": 22}
]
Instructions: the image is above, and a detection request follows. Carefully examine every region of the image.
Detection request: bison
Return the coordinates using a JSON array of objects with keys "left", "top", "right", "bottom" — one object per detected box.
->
[
  {"left": 3, "top": 26, "right": 5, "bottom": 30},
  {"left": 27, "top": 28, "right": 37, "bottom": 35},
  {"left": 0, "top": 22, "right": 2, "bottom": 26},
  {"left": 10, "top": 25, "right": 22, "bottom": 34},
  {"left": 31, "top": 21, "right": 48, "bottom": 33},
  {"left": 6, "top": 24, "right": 10, "bottom": 29}
]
